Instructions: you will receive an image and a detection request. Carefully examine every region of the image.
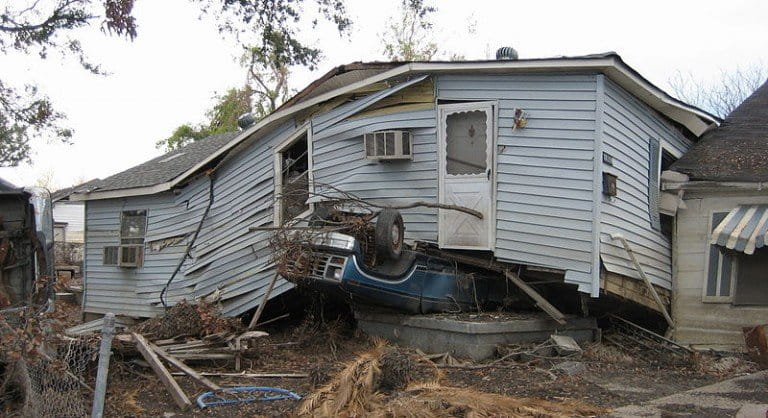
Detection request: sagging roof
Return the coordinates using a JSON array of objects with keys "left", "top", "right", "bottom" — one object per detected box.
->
[
  {"left": 73, "top": 52, "right": 720, "bottom": 201},
  {"left": 85, "top": 132, "right": 238, "bottom": 194},
  {"left": 672, "top": 80, "right": 768, "bottom": 182}
]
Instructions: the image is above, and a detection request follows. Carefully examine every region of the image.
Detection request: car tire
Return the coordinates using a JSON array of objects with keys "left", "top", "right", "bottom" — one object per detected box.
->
[{"left": 375, "top": 209, "right": 404, "bottom": 260}]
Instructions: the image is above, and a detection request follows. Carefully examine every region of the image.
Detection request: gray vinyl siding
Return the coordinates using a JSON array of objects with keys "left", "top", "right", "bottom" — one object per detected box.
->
[
  {"left": 437, "top": 73, "right": 599, "bottom": 292},
  {"left": 84, "top": 193, "right": 186, "bottom": 317},
  {"left": 312, "top": 108, "right": 439, "bottom": 242},
  {"left": 84, "top": 121, "right": 296, "bottom": 318},
  {"left": 599, "top": 78, "right": 693, "bottom": 289}
]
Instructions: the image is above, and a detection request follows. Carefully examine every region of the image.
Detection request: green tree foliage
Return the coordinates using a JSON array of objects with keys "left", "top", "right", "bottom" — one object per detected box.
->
[
  {"left": 157, "top": 40, "right": 296, "bottom": 152},
  {"left": 380, "top": 0, "right": 438, "bottom": 62},
  {"left": 156, "top": 86, "right": 254, "bottom": 152},
  {"left": 2, "top": 0, "right": 351, "bottom": 166},
  {"left": 0, "top": 0, "right": 137, "bottom": 167}
]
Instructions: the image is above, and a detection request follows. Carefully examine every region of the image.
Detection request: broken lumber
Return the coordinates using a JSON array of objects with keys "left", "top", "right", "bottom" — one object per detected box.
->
[
  {"left": 132, "top": 333, "right": 192, "bottom": 410},
  {"left": 150, "top": 343, "right": 221, "bottom": 391},
  {"left": 417, "top": 244, "right": 567, "bottom": 324},
  {"left": 504, "top": 270, "right": 566, "bottom": 325},
  {"left": 248, "top": 271, "right": 279, "bottom": 330},
  {"left": 609, "top": 233, "right": 674, "bottom": 328}
]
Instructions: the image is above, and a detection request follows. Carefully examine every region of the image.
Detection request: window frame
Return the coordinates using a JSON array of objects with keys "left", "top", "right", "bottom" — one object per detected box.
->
[
  {"left": 273, "top": 123, "right": 313, "bottom": 227},
  {"left": 116, "top": 209, "right": 147, "bottom": 268},
  {"left": 702, "top": 210, "right": 736, "bottom": 303}
]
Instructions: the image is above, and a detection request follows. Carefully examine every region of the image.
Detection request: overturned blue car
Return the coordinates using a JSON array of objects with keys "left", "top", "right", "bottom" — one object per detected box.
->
[{"left": 282, "top": 209, "right": 507, "bottom": 314}]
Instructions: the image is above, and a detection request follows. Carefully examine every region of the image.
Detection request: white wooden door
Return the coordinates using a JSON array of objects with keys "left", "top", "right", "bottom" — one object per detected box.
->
[{"left": 438, "top": 102, "right": 495, "bottom": 250}]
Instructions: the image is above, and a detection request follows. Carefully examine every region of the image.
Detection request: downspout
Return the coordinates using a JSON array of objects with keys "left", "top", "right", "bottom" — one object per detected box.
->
[{"left": 610, "top": 233, "right": 674, "bottom": 329}]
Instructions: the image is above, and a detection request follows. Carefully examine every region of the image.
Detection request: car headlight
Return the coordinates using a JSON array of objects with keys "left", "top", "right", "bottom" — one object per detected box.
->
[{"left": 325, "top": 266, "right": 343, "bottom": 280}]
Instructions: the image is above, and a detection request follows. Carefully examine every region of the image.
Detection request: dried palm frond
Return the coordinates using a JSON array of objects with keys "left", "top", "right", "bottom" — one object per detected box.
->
[
  {"left": 379, "top": 382, "right": 606, "bottom": 418},
  {"left": 298, "top": 340, "right": 387, "bottom": 417}
]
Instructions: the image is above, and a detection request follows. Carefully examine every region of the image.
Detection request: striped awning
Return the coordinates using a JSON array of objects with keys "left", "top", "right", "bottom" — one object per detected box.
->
[{"left": 711, "top": 205, "right": 768, "bottom": 255}]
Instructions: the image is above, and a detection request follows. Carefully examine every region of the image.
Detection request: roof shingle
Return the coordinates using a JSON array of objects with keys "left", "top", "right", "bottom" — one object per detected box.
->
[
  {"left": 672, "top": 81, "right": 768, "bottom": 182},
  {"left": 91, "top": 132, "right": 238, "bottom": 192}
]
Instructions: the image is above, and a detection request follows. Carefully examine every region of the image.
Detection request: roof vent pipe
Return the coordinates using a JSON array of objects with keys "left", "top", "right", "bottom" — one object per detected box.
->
[
  {"left": 237, "top": 113, "right": 256, "bottom": 130},
  {"left": 496, "top": 46, "right": 519, "bottom": 61}
]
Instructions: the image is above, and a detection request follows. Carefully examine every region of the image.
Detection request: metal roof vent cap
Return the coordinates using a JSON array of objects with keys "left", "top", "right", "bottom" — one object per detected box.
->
[
  {"left": 237, "top": 113, "right": 256, "bottom": 130},
  {"left": 496, "top": 46, "right": 519, "bottom": 60}
]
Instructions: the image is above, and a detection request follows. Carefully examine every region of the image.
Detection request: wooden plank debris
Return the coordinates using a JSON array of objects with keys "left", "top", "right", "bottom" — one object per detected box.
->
[
  {"left": 416, "top": 243, "right": 567, "bottom": 325},
  {"left": 248, "top": 271, "right": 280, "bottom": 330},
  {"left": 505, "top": 270, "right": 567, "bottom": 325},
  {"left": 150, "top": 343, "right": 222, "bottom": 391},
  {"left": 132, "top": 333, "right": 192, "bottom": 410},
  {"left": 609, "top": 233, "right": 674, "bottom": 328}
]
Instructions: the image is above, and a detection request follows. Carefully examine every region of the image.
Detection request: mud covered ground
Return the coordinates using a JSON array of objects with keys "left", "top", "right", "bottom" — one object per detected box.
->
[{"left": 95, "top": 311, "right": 754, "bottom": 417}]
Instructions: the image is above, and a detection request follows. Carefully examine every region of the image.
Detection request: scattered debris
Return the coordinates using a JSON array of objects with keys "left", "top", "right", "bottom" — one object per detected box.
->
[
  {"left": 604, "top": 313, "right": 692, "bottom": 360},
  {"left": 553, "top": 360, "right": 587, "bottom": 376},
  {"left": 297, "top": 340, "right": 606, "bottom": 417},
  {"left": 699, "top": 356, "right": 757, "bottom": 376},
  {"left": 196, "top": 386, "right": 302, "bottom": 409},
  {"left": 132, "top": 332, "right": 192, "bottom": 410},
  {"left": 743, "top": 324, "right": 768, "bottom": 369},
  {"left": 131, "top": 300, "right": 242, "bottom": 340},
  {"left": 550, "top": 334, "right": 583, "bottom": 356}
]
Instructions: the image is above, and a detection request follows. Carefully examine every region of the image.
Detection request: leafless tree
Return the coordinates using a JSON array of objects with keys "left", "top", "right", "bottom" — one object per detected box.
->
[{"left": 669, "top": 64, "right": 768, "bottom": 119}]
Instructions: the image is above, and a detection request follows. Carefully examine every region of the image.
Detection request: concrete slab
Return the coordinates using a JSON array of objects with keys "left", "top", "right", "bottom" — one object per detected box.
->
[
  {"left": 355, "top": 311, "right": 598, "bottom": 360},
  {"left": 610, "top": 370, "right": 768, "bottom": 417}
]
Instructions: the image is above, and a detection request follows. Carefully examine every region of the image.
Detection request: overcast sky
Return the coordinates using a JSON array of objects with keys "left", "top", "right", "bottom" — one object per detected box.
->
[{"left": 2, "top": 0, "right": 767, "bottom": 189}]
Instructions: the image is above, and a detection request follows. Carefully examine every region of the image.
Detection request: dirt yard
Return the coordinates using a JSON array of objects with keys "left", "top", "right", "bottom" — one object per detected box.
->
[{"left": 86, "top": 305, "right": 756, "bottom": 417}]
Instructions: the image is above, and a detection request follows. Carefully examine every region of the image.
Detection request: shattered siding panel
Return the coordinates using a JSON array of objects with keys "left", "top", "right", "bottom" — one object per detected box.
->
[
  {"left": 599, "top": 79, "right": 693, "bottom": 290},
  {"left": 437, "top": 73, "right": 598, "bottom": 293},
  {"left": 84, "top": 120, "right": 297, "bottom": 318}
]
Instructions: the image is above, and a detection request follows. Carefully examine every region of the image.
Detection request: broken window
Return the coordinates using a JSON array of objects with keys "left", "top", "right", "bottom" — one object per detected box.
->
[
  {"left": 276, "top": 133, "right": 310, "bottom": 224},
  {"left": 445, "top": 110, "right": 487, "bottom": 175}
]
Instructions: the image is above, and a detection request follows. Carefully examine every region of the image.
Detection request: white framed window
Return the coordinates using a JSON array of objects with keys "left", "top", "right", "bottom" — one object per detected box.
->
[
  {"left": 274, "top": 125, "right": 313, "bottom": 226},
  {"left": 104, "top": 209, "right": 146, "bottom": 268}
]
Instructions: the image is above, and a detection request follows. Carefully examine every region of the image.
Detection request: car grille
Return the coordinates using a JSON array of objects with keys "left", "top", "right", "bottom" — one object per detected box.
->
[{"left": 308, "top": 254, "right": 347, "bottom": 282}]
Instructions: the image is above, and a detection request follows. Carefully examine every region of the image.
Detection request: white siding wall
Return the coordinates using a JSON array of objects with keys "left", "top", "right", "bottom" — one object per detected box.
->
[
  {"left": 673, "top": 192, "right": 768, "bottom": 349},
  {"left": 438, "top": 73, "right": 599, "bottom": 293},
  {"left": 53, "top": 201, "right": 85, "bottom": 243},
  {"left": 599, "top": 79, "right": 693, "bottom": 290},
  {"left": 312, "top": 108, "right": 439, "bottom": 242}
]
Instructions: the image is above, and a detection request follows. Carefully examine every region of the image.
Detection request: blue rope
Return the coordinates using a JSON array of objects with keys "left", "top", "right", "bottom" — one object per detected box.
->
[{"left": 196, "top": 386, "right": 302, "bottom": 409}]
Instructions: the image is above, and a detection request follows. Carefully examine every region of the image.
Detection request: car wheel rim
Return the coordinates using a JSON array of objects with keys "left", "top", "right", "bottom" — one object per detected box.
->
[{"left": 391, "top": 225, "right": 401, "bottom": 248}]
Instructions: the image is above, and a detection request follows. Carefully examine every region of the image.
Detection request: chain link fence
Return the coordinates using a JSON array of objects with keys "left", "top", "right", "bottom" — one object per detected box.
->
[{"left": 0, "top": 309, "right": 100, "bottom": 417}]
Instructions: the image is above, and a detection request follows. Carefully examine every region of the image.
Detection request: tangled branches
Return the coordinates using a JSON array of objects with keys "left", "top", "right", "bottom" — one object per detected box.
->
[{"left": 266, "top": 182, "right": 481, "bottom": 285}]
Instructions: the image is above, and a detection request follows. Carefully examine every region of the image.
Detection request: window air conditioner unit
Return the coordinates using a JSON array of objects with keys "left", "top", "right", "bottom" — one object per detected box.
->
[
  {"left": 364, "top": 131, "right": 412, "bottom": 161},
  {"left": 118, "top": 245, "right": 144, "bottom": 268}
]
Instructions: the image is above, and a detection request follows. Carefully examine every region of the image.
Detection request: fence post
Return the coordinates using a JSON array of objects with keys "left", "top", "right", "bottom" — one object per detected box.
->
[{"left": 91, "top": 313, "right": 115, "bottom": 418}]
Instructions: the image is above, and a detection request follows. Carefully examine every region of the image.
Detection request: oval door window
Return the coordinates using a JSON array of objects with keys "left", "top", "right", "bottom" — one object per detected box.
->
[{"left": 445, "top": 110, "right": 488, "bottom": 175}]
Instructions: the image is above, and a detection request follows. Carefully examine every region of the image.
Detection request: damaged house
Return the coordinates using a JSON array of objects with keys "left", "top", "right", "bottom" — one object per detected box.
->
[
  {"left": 69, "top": 52, "right": 718, "bottom": 321},
  {"left": 665, "top": 80, "right": 768, "bottom": 350}
]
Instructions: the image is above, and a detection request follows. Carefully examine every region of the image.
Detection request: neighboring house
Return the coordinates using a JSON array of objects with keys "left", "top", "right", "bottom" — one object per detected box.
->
[
  {"left": 70, "top": 52, "right": 718, "bottom": 319},
  {"left": 665, "top": 81, "right": 768, "bottom": 350},
  {"left": 52, "top": 180, "right": 100, "bottom": 265}
]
